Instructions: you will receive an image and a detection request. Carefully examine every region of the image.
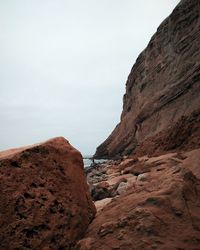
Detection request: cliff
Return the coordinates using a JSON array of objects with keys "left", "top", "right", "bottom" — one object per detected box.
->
[{"left": 95, "top": 0, "right": 200, "bottom": 159}]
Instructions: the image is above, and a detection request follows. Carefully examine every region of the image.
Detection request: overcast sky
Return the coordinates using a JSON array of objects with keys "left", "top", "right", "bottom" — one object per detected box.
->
[{"left": 0, "top": 0, "right": 180, "bottom": 155}]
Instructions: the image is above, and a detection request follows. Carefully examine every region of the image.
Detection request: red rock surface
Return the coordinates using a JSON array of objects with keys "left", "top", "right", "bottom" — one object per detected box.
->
[
  {"left": 76, "top": 151, "right": 200, "bottom": 250},
  {"left": 95, "top": 0, "right": 200, "bottom": 159},
  {"left": 135, "top": 109, "right": 200, "bottom": 157},
  {"left": 0, "top": 137, "right": 96, "bottom": 249},
  {"left": 77, "top": 1, "right": 200, "bottom": 249}
]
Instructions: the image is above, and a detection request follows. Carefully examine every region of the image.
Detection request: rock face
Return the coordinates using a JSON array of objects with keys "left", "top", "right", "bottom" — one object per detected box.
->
[
  {"left": 76, "top": 150, "right": 200, "bottom": 250},
  {"left": 95, "top": 0, "right": 200, "bottom": 159},
  {"left": 0, "top": 137, "right": 96, "bottom": 250},
  {"left": 86, "top": 1, "right": 200, "bottom": 248}
]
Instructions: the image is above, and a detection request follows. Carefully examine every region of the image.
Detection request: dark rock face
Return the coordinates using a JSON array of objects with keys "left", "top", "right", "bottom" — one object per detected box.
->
[
  {"left": 95, "top": 0, "right": 200, "bottom": 158},
  {"left": 0, "top": 137, "right": 96, "bottom": 250}
]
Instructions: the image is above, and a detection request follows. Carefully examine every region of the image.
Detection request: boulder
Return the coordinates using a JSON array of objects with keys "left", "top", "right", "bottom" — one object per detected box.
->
[
  {"left": 91, "top": 185, "right": 110, "bottom": 201},
  {"left": 91, "top": 181, "right": 117, "bottom": 201},
  {"left": 107, "top": 176, "right": 129, "bottom": 186},
  {"left": 116, "top": 182, "right": 129, "bottom": 195},
  {"left": 0, "top": 137, "right": 96, "bottom": 249},
  {"left": 95, "top": 198, "right": 113, "bottom": 213}
]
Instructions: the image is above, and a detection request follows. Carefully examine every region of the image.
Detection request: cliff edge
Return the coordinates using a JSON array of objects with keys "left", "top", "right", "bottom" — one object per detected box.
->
[{"left": 95, "top": 0, "right": 200, "bottom": 159}]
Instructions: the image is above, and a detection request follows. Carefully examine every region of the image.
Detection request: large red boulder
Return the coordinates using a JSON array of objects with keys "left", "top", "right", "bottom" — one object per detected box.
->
[{"left": 0, "top": 137, "right": 96, "bottom": 249}]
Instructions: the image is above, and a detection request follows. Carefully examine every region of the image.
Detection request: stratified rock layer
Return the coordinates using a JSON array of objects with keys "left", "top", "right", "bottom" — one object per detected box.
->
[
  {"left": 0, "top": 137, "right": 96, "bottom": 250},
  {"left": 95, "top": 0, "right": 200, "bottom": 158}
]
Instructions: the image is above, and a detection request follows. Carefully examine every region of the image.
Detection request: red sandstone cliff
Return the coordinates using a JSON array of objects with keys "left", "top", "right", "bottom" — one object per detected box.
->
[
  {"left": 95, "top": 0, "right": 200, "bottom": 159},
  {"left": 75, "top": 1, "right": 200, "bottom": 248}
]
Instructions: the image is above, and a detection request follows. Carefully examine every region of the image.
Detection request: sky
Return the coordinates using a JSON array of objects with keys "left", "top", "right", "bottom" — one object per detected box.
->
[{"left": 0, "top": 0, "right": 180, "bottom": 155}]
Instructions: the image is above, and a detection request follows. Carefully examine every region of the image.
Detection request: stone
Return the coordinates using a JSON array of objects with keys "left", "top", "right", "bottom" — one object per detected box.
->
[
  {"left": 98, "top": 222, "right": 115, "bottom": 237},
  {"left": 96, "top": 181, "right": 110, "bottom": 189},
  {"left": 91, "top": 186, "right": 110, "bottom": 201},
  {"left": 118, "top": 158, "right": 137, "bottom": 171},
  {"left": 183, "top": 148, "right": 200, "bottom": 179},
  {"left": 80, "top": 1, "right": 200, "bottom": 248},
  {"left": 107, "top": 175, "right": 130, "bottom": 186},
  {"left": 75, "top": 237, "right": 95, "bottom": 250},
  {"left": 95, "top": 198, "right": 113, "bottom": 212},
  {"left": 117, "top": 181, "right": 128, "bottom": 195},
  {"left": 137, "top": 173, "right": 149, "bottom": 181},
  {"left": 95, "top": 0, "right": 200, "bottom": 158},
  {"left": 77, "top": 160, "right": 200, "bottom": 249},
  {"left": 0, "top": 137, "right": 96, "bottom": 249}
]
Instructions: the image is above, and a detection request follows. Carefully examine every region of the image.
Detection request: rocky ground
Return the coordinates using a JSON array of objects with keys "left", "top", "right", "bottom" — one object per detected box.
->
[{"left": 76, "top": 148, "right": 200, "bottom": 250}]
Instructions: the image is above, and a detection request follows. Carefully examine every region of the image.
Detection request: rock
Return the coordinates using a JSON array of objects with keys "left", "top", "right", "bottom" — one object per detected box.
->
[
  {"left": 107, "top": 175, "right": 129, "bottom": 186},
  {"left": 0, "top": 137, "right": 96, "bottom": 249},
  {"left": 137, "top": 173, "right": 149, "bottom": 181},
  {"left": 76, "top": 158, "right": 200, "bottom": 250},
  {"left": 79, "top": 1, "right": 200, "bottom": 249},
  {"left": 122, "top": 165, "right": 135, "bottom": 174},
  {"left": 106, "top": 165, "right": 121, "bottom": 175},
  {"left": 91, "top": 180, "right": 118, "bottom": 201},
  {"left": 96, "top": 181, "right": 110, "bottom": 189},
  {"left": 95, "top": 198, "right": 113, "bottom": 212},
  {"left": 98, "top": 222, "right": 115, "bottom": 237},
  {"left": 108, "top": 172, "right": 120, "bottom": 178},
  {"left": 94, "top": 0, "right": 200, "bottom": 158},
  {"left": 118, "top": 158, "right": 138, "bottom": 171},
  {"left": 128, "top": 161, "right": 151, "bottom": 176},
  {"left": 87, "top": 170, "right": 107, "bottom": 184},
  {"left": 75, "top": 237, "right": 95, "bottom": 250},
  {"left": 126, "top": 175, "right": 137, "bottom": 186},
  {"left": 144, "top": 152, "right": 178, "bottom": 165},
  {"left": 91, "top": 185, "right": 110, "bottom": 201},
  {"left": 183, "top": 148, "right": 200, "bottom": 179},
  {"left": 117, "top": 182, "right": 128, "bottom": 195}
]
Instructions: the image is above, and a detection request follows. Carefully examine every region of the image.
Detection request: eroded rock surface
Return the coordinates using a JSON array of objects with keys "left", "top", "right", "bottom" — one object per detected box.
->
[
  {"left": 0, "top": 137, "right": 96, "bottom": 250},
  {"left": 95, "top": 0, "right": 200, "bottom": 159},
  {"left": 79, "top": 1, "right": 200, "bottom": 249},
  {"left": 78, "top": 150, "right": 200, "bottom": 250}
]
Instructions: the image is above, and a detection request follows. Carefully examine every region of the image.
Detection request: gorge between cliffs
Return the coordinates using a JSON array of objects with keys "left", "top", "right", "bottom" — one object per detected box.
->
[{"left": 0, "top": 0, "right": 200, "bottom": 249}]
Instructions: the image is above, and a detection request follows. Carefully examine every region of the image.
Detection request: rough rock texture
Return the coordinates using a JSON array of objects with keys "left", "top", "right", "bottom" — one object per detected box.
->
[
  {"left": 78, "top": 1, "right": 200, "bottom": 249},
  {"left": 0, "top": 137, "right": 96, "bottom": 250},
  {"left": 135, "top": 109, "right": 200, "bottom": 157},
  {"left": 76, "top": 150, "right": 200, "bottom": 250},
  {"left": 95, "top": 0, "right": 200, "bottom": 158}
]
